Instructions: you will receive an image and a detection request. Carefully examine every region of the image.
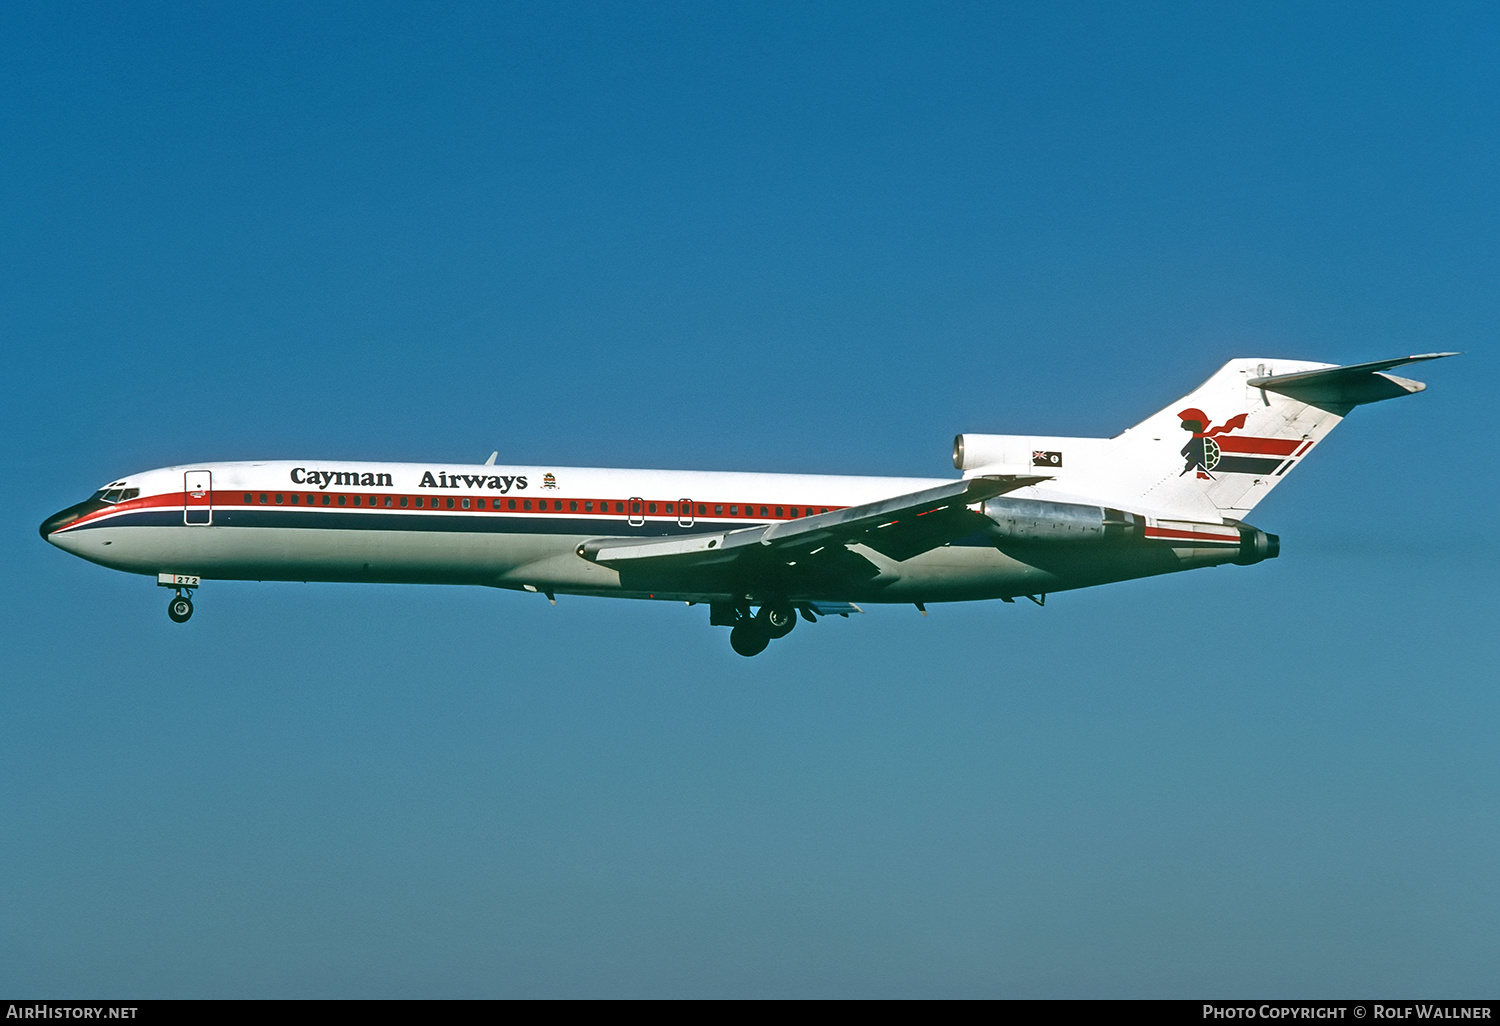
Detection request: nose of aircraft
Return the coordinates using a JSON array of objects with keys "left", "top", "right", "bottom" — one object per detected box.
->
[{"left": 39, "top": 499, "right": 101, "bottom": 542}]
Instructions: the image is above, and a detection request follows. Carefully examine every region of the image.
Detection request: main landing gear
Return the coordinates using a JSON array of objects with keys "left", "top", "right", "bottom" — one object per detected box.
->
[
  {"left": 157, "top": 573, "right": 200, "bottom": 624},
  {"left": 718, "top": 602, "right": 800, "bottom": 657}
]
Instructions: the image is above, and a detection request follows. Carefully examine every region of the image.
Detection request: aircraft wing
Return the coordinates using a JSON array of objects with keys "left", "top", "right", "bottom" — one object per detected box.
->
[{"left": 579, "top": 476, "right": 1030, "bottom": 579}]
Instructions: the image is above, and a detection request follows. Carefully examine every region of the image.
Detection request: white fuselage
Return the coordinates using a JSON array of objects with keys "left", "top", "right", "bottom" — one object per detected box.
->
[{"left": 42, "top": 459, "right": 1251, "bottom": 606}]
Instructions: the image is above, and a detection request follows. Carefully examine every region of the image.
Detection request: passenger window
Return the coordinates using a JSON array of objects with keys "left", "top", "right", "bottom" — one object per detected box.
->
[
  {"left": 790, "top": 507, "right": 798, "bottom": 517},
  {"left": 585, "top": 501, "right": 593, "bottom": 512},
  {"left": 714, "top": 505, "right": 723, "bottom": 515},
  {"left": 274, "top": 494, "right": 283, "bottom": 504},
  {"left": 648, "top": 502, "right": 657, "bottom": 514},
  {"left": 729, "top": 505, "right": 737, "bottom": 515},
  {"left": 775, "top": 507, "right": 783, "bottom": 517},
  {"left": 385, "top": 496, "right": 393, "bottom": 507},
  {"left": 446, "top": 497, "right": 455, "bottom": 509},
  {"left": 697, "top": 504, "right": 705, "bottom": 515},
  {"left": 290, "top": 494, "right": 299, "bottom": 505},
  {"left": 461, "top": 498, "right": 470, "bottom": 509},
  {"left": 508, "top": 499, "right": 517, "bottom": 510},
  {"left": 616, "top": 502, "right": 625, "bottom": 513},
  {"left": 259, "top": 494, "right": 268, "bottom": 504},
  {"left": 353, "top": 495, "right": 362, "bottom": 506},
  {"left": 570, "top": 501, "right": 578, "bottom": 511},
  {"left": 760, "top": 506, "right": 768, "bottom": 516},
  {"left": 338, "top": 496, "right": 346, "bottom": 506},
  {"left": 322, "top": 495, "right": 331, "bottom": 506},
  {"left": 523, "top": 500, "right": 532, "bottom": 510},
  {"left": 400, "top": 496, "right": 408, "bottom": 508},
  {"left": 244, "top": 493, "right": 253, "bottom": 503}
]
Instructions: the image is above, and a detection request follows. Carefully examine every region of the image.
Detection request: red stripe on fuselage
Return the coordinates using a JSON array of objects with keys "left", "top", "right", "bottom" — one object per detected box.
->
[
  {"left": 1145, "top": 526, "right": 1239, "bottom": 544},
  {"left": 55, "top": 490, "right": 851, "bottom": 532}
]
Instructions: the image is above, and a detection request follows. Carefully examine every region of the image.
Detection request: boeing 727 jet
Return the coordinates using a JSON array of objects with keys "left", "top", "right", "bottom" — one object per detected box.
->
[{"left": 40, "top": 354, "right": 1453, "bottom": 655}]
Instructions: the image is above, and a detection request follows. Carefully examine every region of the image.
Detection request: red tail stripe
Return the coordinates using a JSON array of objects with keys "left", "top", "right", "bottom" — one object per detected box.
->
[{"left": 1214, "top": 435, "right": 1302, "bottom": 456}]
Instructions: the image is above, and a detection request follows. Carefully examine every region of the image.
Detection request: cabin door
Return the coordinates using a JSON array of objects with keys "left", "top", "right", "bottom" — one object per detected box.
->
[{"left": 184, "top": 471, "right": 212, "bottom": 525}]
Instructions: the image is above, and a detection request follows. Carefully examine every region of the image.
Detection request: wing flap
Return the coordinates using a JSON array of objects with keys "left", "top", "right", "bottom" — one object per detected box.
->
[{"left": 581, "top": 476, "right": 1020, "bottom": 573}]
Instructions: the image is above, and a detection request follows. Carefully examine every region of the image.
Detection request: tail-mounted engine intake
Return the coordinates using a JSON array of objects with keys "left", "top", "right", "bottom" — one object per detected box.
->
[{"left": 954, "top": 433, "right": 1038, "bottom": 472}]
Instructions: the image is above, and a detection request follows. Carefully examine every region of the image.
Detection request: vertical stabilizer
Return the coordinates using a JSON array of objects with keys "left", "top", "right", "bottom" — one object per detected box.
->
[{"left": 1111, "top": 354, "right": 1453, "bottom": 518}]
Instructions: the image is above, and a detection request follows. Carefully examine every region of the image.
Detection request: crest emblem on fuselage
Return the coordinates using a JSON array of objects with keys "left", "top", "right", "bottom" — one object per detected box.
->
[{"left": 542, "top": 472, "right": 558, "bottom": 489}]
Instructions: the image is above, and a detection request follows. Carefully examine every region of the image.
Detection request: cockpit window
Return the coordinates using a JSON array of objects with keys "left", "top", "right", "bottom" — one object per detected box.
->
[{"left": 90, "top": 486, "right": 140, "bottom": 505}]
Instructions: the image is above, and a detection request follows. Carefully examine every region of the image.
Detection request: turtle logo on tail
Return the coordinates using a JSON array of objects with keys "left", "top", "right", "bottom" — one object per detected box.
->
[{"left": 1179, "top": 410, "right": 1248, "bottom": 479}]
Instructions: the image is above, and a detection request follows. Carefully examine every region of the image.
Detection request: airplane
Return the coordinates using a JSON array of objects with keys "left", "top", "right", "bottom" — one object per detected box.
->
[{"left": 40, "top": 354, "right": 1453, "bottom": 656}]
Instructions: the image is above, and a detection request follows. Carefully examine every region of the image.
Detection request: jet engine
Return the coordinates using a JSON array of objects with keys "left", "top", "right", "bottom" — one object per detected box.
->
[
  {"left": 1232, "top": 525, "right": 1280, "bottom": 565},
  {"left": 980, "top": 497, "right": 1279, "bottom": 566},
  {"left": 981, "top": 497, "right": 1139, "bottom": 544}
]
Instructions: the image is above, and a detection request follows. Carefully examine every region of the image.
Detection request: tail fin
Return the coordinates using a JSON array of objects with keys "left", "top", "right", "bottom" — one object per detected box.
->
[
  {"left": 956, "top": 354, "right": 1454, "bottom": 520},
  {"left": 1114, "top": 354, "right": 1455, "bottom": 518}
]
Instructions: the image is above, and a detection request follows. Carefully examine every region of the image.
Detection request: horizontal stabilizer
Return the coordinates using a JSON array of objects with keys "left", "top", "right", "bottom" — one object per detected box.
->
[{"left": 1247, "top": 353, "right": 1458, "bottom": 409}]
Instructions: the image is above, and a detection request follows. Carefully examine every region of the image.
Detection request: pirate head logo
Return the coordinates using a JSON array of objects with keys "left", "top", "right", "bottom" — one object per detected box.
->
[
  {"left": 1179, "top": 409, "right": 1248, "bottom": 479},
  {"left": 541, "top": 472, "right": 558, "bottom": 489}
]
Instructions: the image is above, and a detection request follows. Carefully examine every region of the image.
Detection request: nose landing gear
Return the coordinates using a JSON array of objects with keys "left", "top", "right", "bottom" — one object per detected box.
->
[
  {"left": 168, "top": 593, "right": 194, "bottom": 623},
  {"left": 157, "top": 573, "right": 200, "bottom": 624}
]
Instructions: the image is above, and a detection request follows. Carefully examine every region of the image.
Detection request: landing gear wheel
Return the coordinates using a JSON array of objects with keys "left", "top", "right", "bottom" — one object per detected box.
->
[
  {"left": 729, "top": 623, "right": 770, "bottom": 657},
  {"left": 168, "top": 595, "right": 194, "bottom": 623},
  {"left": 759, "top": 603, "right": 796, "bottom": 639}
]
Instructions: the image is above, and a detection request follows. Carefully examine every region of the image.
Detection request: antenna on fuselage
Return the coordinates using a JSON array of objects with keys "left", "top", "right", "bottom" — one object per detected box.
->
[{"left": 484, "top": 452, "right": 497, "bottom": 465}]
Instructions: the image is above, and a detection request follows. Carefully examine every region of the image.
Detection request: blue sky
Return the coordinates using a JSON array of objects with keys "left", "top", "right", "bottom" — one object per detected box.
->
[{"left": 3, "top": 1, "right": 1497, "bottom": 997}]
